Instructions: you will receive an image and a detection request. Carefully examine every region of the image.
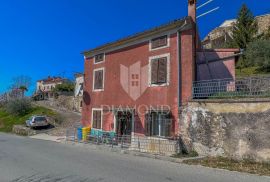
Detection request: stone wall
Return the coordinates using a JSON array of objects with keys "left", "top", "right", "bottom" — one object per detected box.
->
[
  {"left": 180, "top": 100, "right": 270, "bottom": 162},
  {"left": 73, "top": 96, "right": 83, "bottom": 112},
  {"left": 36, "top": 95, "right": 81, "bottom": 113}
]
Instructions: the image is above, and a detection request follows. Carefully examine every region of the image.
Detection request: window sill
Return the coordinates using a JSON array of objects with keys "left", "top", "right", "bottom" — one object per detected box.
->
[
  {"left": 149, "top": 45, "right": 170, "bottom": 51},
  {"left": 148, "top": 83, "right": 169, "bottom": 87},
  {"left": 91, "top": 128, "right": 102, "bottom": 130},
  {"left": 145, "top": 136, "right": 172, "bottom": 140},
  {"left": 94, "top": 61, "right": 105, "bottom": 65},
  {"left": 92, "top": 89, "right": 104, "bottom": 92}
]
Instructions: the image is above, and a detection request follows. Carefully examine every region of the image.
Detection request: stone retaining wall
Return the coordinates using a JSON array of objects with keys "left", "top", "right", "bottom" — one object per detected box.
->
[
  {"left": 180, "top": 100, "right": 270, "bottom": 162},
  {"left": 36, "top": 95, "right": 81, "bottom": 113},
  {"left": 12, "top": 125, "right": 36, "bottom": 136}
]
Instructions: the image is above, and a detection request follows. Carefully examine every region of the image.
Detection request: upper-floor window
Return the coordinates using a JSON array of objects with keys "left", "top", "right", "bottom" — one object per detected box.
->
[
  {"left": 94, "top": 53, "right": 105, "bottom": 64},
  {"left": 93, "top": 68, "right": 104, "bottom": 91},
  {"left": 150, "top": 58, "right": 168, "bottom": 86},
  {"left": 150, "top": 35, "right": 168, "bottom": 50},
  {"left": 149, "top": 53, "right": 170, "bottom": 86}
]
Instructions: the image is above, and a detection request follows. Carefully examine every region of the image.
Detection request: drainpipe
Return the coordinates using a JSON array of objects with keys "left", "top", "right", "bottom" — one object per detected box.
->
[
  {"left": 177, "top": 20, "right": 188, "bottom": 110},
  {"left": 177, "top": 31, "right": 182, "bottom": 109}
]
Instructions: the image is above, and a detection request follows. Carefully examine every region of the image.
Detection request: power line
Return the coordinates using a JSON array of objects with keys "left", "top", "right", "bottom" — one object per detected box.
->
[
  {"left": 197, "top": 7, "right": 220, "bottom": 19},
  {"left": 197, "top": 0, "right": 214, "bottom": 10}
]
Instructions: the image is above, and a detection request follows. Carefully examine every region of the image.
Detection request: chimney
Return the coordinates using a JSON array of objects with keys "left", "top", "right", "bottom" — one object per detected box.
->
[{"left": 188, "top": 0, "right": 196, "bottom": 23}]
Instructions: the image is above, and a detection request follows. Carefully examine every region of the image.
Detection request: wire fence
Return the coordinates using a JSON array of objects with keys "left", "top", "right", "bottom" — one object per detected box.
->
[
  {"left": 66, "top": 128, "right": 181, "bottom": 156},
  {"left": 193, "top": 76, "right": 270, "bottom": 99}
]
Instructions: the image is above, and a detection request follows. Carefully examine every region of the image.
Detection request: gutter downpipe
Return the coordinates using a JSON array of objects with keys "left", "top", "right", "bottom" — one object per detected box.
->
[
  {"left": 177, "top": 31, "right": 182, "bottom": 110},
  {"left": 177, "top": 20, "right": 188, "bottom": 111}
]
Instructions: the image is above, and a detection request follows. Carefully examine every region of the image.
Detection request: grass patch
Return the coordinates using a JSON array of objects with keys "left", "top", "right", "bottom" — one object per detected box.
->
[
  {"left": 0, "top": 119, "right": 3, "bottom": 128},
  {"left": 171, "top": 150, "right": 199, "bottom": 158},
  {"left": 236, "top": 66, "right": 270, "bottom": 77},
  {"left": 183, "top": 157, "right": 270, "bottom": 176},
  {"left": 0, "top": 106, "right": 57, "bottom": 133}
]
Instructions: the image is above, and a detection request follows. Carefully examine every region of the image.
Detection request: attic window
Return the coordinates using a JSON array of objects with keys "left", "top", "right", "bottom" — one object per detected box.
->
[
  {"left": 151, "top": 35, "right": 168, "bottom": 50},
  {"left": 94, "top": 53, "right": 105, "bottom": 64}
]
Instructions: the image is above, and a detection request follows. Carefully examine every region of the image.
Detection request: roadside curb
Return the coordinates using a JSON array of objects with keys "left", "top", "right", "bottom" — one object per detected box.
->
[{"left": 63, "top": 140, "right": 206, "bottom": 164}]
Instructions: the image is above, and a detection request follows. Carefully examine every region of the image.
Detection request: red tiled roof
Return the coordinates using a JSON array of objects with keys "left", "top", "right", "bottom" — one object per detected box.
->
[
  {"left": 38, "top": 76, "right": 65, "bottom": 84},
  {"left": 82, "top": 17, "right": 192, "bottom": 56}
]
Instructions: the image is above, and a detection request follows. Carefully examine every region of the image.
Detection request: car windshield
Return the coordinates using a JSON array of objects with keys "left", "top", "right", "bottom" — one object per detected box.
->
[{"left": 35, "top": 117, "right": 46, "bottom": 121}]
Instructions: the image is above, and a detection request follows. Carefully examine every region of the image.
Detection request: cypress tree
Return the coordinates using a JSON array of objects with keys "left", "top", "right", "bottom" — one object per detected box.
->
[{"left": 232, "top": 4, "right": 258, "bottom": 49}]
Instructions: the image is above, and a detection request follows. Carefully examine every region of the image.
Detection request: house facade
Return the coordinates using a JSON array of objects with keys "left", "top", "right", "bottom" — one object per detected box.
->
[
  {"left": 81, "top": 0, "right": 238, "bottom": 139},
  {"left": 34, "top": 76, "right": 65, "bottom": 100}
]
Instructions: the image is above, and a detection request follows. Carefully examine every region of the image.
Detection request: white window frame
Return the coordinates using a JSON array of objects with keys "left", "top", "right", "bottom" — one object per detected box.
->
[
  {"left": 149, "top": 34, "right": 170, "bottom": 51},
  {"left": 148, "top": 53, "right": 170, "bottom": 87},
  {"left": 91, "top": 108, "right": 103, "bottom": 130},
  {"left": 92, "top": 67, "right": 105, "bottom": 92},
  {"left": 147, "top": 111, "right": 172, "bottom": 138},
  {"left": 94, "top": 53, "right": 106, "bottom": 64}
]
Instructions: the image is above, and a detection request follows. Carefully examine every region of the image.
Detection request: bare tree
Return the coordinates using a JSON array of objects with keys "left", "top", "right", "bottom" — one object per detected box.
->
[{"left": 10, "top": 75, "right": 32, "bottom": 97}]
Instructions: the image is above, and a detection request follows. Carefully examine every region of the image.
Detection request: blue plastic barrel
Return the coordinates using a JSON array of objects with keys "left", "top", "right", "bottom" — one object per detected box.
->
[{"left": 77, "top": 127, "right": 82, "bottom": 141}]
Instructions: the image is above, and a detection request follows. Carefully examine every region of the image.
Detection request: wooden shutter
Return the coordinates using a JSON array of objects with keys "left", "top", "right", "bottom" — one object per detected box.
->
[
  {"left": 94, "top": 71, "right": 99, "bottom": 89},
  {"left": 157, "top": 57, "right": 167, "bottom": 83},
  {"left": 97, "top": 110, "right": 102, "bottom": 129},
  {"left": 159, "top": 36, "right": 167, "bottom": 46},
  {"left": 92, "top": 110, "right": 102, "bottom": 129},
  {"left": 151, "top": 59, "right": 159, "bottom": 84},
  {"left": 94, "top": 70, "right": 103, "bottom": 90},
  {"left": 151, "top": 39, "right": 159, "bottom": 49},
  {"left": 145, "top": 113, "right": 151, "bottom": 136},
  {"left": 92, "top": 111, "right": 97, "bottom": 128},
  {"left": 98, "top": 70, "right": 104, "bottom": 89}
]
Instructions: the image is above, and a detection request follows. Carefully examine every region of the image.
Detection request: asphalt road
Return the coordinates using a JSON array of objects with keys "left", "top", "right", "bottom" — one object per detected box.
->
[{"left": 0, "top": 133, "right": 269, "bottom": 182}]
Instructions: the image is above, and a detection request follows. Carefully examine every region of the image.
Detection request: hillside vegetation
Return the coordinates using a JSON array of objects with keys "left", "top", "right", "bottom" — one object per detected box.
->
[
  {"left": 0, "top": 106, "right": 57, "bottom": 133},
  {"left": 220, "top": 4, "right": 270, "bottom": 77}
]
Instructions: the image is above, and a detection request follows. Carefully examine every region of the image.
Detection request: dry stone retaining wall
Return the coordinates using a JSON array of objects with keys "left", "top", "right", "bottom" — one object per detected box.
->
[{"left": 180, "top": 101, "right": 270, "bottom": 162}]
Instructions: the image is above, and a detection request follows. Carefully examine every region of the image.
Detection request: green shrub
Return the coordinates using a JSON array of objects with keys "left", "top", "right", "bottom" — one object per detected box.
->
[
  {"left": 245, "top": 40, "right": 270, "bottom": 72},
  {"left": 4, "top": 98, "right": 32, "bottom": 116},
  {"left": 172, "top": 150, "right": 199, "bottom": 158},
  {"left": 53, "top": 81, "right": 75, "bottom": 93}
]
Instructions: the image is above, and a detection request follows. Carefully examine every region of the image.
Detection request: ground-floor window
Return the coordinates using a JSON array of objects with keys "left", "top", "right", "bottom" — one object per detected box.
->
[
  {"left": 92, "top": 109, "right": 102, "bottom": 129},
  {"left": 145, "top": 111, "right": 172, "bottom": 137}
]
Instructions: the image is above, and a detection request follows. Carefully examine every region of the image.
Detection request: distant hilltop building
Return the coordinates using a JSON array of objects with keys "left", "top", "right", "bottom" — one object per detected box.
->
[
  {"left": 202, "top": 14, "right": 270, "bottom": 49},
  {"left": 34, "top": 76, "right": 66, "bottom": 100}
]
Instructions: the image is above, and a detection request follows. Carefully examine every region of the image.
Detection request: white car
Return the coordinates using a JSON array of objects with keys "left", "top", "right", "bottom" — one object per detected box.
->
[{"left": 25, "top": 116, "right": 49, "bottom": 128}]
